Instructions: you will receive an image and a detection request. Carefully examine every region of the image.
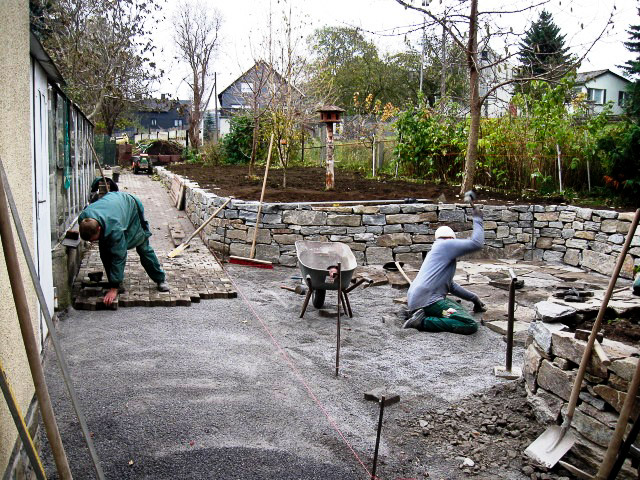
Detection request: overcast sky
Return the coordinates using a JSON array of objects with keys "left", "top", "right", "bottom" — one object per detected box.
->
[{"left": 150, "top": 0, "right": 638, "bottom": 103}]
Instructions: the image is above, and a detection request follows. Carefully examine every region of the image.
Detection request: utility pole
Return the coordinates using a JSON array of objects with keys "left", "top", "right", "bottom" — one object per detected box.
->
[
  {"left": 213, "top": 72, "right": 219, "bottom": 143},
  {"left": 440, "top": 18, "right": 446, "bottom": 102}
]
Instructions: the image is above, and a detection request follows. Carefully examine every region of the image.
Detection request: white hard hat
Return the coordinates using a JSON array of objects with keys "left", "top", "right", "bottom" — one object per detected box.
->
[{"left": 435, "top": 226, "right": 456, "bottom": 239}]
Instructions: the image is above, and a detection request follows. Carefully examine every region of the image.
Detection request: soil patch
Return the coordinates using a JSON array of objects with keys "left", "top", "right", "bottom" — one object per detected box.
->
[{"left": 165, "top": 164, "right": 572, "bottom": 205}]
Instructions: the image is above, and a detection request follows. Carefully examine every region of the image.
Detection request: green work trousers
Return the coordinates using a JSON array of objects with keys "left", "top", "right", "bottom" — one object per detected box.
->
[
  {"left": 100, "top": 238, "right": 165, "bottom": 286},
  {"left": 419, "top": 298, "right": 478, "bottom": 335},
  {"left": 634, "top": 275, "right": 640, "bottom": 295}
]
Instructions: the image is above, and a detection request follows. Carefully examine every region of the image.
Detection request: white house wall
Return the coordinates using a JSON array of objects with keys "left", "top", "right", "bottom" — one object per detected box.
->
[{"left": 577, "top": 73, "right": 630, "bottom": 115}]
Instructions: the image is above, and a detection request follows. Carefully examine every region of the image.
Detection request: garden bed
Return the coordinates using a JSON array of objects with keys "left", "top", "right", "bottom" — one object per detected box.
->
[{"left": 166, "top": 164, "right": 572, "bottom": 205}]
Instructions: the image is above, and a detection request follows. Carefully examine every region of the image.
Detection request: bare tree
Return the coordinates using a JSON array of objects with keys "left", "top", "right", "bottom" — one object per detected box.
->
[
  {"left": 34, "top": 0, "right": 161, "bottom": 135},
  {"left": 173, "top": 2, "right": 223, "bottom": 150},
  {"left": 394, "top": 0, "right": 613, "bottom": 195}
]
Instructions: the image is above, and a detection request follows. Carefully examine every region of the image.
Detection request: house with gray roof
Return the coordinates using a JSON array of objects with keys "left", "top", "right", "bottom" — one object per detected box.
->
[{"left": 574, "top": 69, "right": 632, "bottom": 115}]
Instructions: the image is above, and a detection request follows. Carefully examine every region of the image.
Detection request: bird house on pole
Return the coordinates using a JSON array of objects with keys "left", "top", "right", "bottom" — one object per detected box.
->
[{"left": 317, "top": 106, "right": 344, "bottom": 191}]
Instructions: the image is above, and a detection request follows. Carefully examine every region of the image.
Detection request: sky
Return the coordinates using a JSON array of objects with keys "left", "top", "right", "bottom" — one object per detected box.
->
[{"left": 150, "top": 0, "right": 639, "bottom": 103}]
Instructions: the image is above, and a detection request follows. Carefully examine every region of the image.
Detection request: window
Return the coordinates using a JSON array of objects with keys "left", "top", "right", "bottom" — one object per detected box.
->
[
  {"left": 240, "top": 82, "right": 252, "bottom": 93},
  {"left": 587, "top": 88, "right": 606, "bottom": 105},
  {"left": 174, "top": 119, "right": 183, "bottom": 127},
  {"left": 150, "top": 118, "right": 157, "bottom": 126},
  {"left": 619, "top": 91, "right": 629, "bottom": 107}
]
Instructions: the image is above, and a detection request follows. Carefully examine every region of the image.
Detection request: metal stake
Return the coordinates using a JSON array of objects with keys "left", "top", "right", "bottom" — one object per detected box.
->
[
  {"left": 494, "top": 268, "right": 521, "bottom": 379},
  {"left": 335, "top": 262, "right": 341, "bottom": 377},
  {"left": 371, "top": 395, "right": 385, "bottom": 480}
]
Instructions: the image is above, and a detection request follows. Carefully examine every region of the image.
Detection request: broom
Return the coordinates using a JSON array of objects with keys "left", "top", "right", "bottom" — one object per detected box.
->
[
  {"left": 229, "top": 133, "right": 274, "bottom": 269},
  {"left": 168, "top": 197, "right": 232, "bottom": 258}
]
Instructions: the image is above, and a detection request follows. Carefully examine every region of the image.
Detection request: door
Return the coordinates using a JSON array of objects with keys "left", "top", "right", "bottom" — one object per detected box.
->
[{"left": 32, "top": 60, "right": 54, "bottom": 348}]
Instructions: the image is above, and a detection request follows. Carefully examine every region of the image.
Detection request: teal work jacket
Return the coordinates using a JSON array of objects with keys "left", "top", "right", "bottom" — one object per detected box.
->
[{"left": 79, "top": 192, "right": 151, "bottom": 286}]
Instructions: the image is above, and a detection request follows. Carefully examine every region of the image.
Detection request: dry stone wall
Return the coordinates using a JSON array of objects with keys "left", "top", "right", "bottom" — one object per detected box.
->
[
  {"left": 525, "top": 323, "right": 639, "bottom": 478},
  {"left": 157, "top": 168, "right": 639, "bottom": 278}
]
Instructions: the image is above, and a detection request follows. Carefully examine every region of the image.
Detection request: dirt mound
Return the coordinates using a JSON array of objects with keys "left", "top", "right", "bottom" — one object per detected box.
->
[{"left": 144, "top": 140, "right": 183, "bottom": 155}]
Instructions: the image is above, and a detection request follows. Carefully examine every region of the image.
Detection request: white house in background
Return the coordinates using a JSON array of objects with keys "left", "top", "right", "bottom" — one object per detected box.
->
[
  {"left": 574, "top": 69, "right": 632, "bottom": 115},
  {"left": 479, "top": 49, "right": 517, "bottom": 117}
]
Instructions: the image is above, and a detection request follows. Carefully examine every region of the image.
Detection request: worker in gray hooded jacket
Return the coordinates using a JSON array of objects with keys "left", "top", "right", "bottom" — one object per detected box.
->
[{"left": 403, "top": 207, "right": 486, "bottom": 334}]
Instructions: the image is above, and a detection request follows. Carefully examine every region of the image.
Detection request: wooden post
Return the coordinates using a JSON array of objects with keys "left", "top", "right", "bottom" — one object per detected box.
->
[{"left": 325, "top": 123, "right": 335, "bottom": 190}]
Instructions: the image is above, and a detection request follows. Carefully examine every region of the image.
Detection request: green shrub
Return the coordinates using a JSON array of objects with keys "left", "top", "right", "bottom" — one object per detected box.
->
[{"left": 221, "top": 115, "right": 253, "bottom": 164}]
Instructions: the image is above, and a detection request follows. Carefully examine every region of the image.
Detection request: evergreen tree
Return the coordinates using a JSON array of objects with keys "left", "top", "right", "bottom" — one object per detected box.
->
[
  {"left": 621, "top": 8, "right": 640, "bottom": 119},
  {"left": 203, "top": 111, "right": 215, "bottom": 142},
  {"left": 517, "top": 11, "right": 571, "bottom": 82}
]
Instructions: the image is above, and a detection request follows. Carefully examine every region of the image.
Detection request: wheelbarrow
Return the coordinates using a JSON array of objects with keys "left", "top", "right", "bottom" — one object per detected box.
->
[{"left": 295, "top": 240, "right": 369, "bottom": 318}]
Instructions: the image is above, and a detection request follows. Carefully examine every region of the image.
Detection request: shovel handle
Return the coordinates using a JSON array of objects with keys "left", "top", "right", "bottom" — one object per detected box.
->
[{"left": 565, "top": 209, "right": 639, "bottom": 422}]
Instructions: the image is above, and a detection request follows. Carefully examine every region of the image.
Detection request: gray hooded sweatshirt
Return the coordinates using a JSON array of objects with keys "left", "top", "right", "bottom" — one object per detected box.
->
[{"left": 407, "top": 214, "right": 484, "bottom": 310}]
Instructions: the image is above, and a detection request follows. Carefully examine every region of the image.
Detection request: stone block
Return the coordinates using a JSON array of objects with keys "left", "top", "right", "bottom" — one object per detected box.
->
[
  {"left": 561, "top": 229, "right": 575, "bottom": 239},
  {"left": 230, "top": 243, "right": 250, "bottom": 258},
  {"left": 483, "top": 221, "right": 498, "bottom": 230},
  {"left": 535, "top": 212, "right": 559, "bottom": 222},
  {"left": 576, "top": 207, "right": 593, "bottom": 220},
  {"left": 616, "top": 221, "right": 631, "bottom": 234},
  {"left": 575, "top": 230, "right": 595, "bottom": 240},
  {"left": 559, "top": 210, "right": 576, "bottom": 222},
  {"left": 504, "top": 243, "right": 526, "bottom": 259},
  {"left": 566, "top": 238, "right": 588, "bottom": 250},
  {"left": 519, "top": 212, "right": 534, "bottom": 221},
  {"left": 541, "top": 227, "right": 561, "bottom": 237},
  {"left": 366, "top": 226, "right": 383, "bottom": 234},
  {"left": 608, "top": 233, "right": 625, "bottom": 245},
  {"left": 395, "top": 252, "right": 423, "bottom": 268},
  {"left": 524, "top": 343, "right": 543, "bottom": 392},
  {"left": 551, "top": 330, "right": 608, "bottom": 378},
  {"left": 366, "top": 246, "right": 393, "bottom": 265},
  {"left": 327, "top": 214, "right": 361, "bottom": 227},
  {"left": 377, "top": 233, "right": 412, "bottom": 247},
  {"left": 255, "top": 244, "right": 281, "bottom": 263},
  {"left": 354, "top": 232, "right": 375, "bottom": 242},
  {"left": 404, "top": 223, "right": 430, "bottom": 233},
  {"left": 282, "top": 210, "right": 327, "bottom": 226},
  {"left": 279, "top": 255, "right": 298, "bottom": 267},
  {"left": 246, "top": 227, "right": 271, "bottom": 244},
  {"left": 329, "top": 235, "right": 352, "bottom": 242},
  {"left": 535, "top": 301, "right": 576, "bottom": 323},
  {"left": 594, "top": 209, "right": 618, "bottom": 219},
  {"left": 585, "top": 221, "right": 601, "bottom": 231},
  {"left": 386, "top": 213, "right": 423, "bottom": 224},
  {"left": 363, "top": 214, "right": 386, "bottom": 226},
  {"left": 542, "top": 250, "right": 564, "bottom": 263},
  {"left": 383, "top": 224, "right": 403, "bottom": 233},
  {"left": 496, "top": 225, "right": 509, "bottom": 238},
  {"left": 273, "top": 234, "right": 302, "bottom": 245},
  {"left": 601, "top": 219, "right": 618, "bottom": 233},
  {"left": 527, "top": 387, "right": 564, "bottom": 425},
  {"left": 528, "top": 321, "right": 566, "bottom": 355},
  {"left": 311, "top": 206, "right": 353, "bottom": 213},
  {"left": 564, "top": 249, "right": 581, "bottom": 266},
  {"left": 347, "top": 226, "right": 366, "bottom": 234},
  {"left": 535, "top": 237, "right": 553, "bottom": 249},
  {"left": 352, "top": 205, "right": 380, "bottom": 214},
  {"left": 537, "top": 359, "right": 577, "bottom": 401},
  {"left": 379, "top": 204, "right": 401, "bottom": 214},
  {"left": 610, "top": 357, "right": 638, "bottom": 382},
  {"left": 501, "top": 210, "right": 519, "bottom": 222},
  {"left": 582, "top": 249, "right": 635, "bottom": 279},
  {"left": 438, "top": 209, "right": 465, "bottom": 222},
  {"left": 572, "top": 409, "right": 614, "bottom": 448}
]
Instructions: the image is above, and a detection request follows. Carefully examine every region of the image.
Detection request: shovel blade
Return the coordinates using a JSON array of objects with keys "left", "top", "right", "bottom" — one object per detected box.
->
[
  {"left": 524, "top": 426, "right": 576, "bottom": 469},
  {"left": 168, "top": 243, "right": 188, "bottom": 258}
]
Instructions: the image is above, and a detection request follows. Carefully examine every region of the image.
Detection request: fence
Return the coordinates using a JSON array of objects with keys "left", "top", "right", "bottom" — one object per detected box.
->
[
  {"left": 94, "top": 134, "right": 116, "bottom": 167},
  {"left": 135, "top": 129, "right": 187, "bottom": 147},
  {"left": 302, "top": 139, "right": 397, "bottom": 176}
]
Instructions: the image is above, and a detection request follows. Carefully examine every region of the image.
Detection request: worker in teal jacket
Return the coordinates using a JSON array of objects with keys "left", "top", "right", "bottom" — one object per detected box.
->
[{"left": 79, "top": 192, "right": 169, "bottom": 306}]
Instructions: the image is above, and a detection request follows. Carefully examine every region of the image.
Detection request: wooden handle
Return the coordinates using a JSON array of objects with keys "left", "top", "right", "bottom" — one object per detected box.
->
[
  {"left": 250, "top": 133, "right": 274, "bottom": 259},
  {"left": 593, "top": 341, "right": 611, "bottom": 367},
  {"left": 186, "top": 197, "right": 232, "bottom": 243},
  {"left": 395, "top": 261, "right": 412, "bottom": 285}
]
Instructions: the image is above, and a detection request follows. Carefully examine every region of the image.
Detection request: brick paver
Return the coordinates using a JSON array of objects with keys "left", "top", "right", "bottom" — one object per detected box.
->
[{"left": 72, "top": 171, "right": 236, "bottom": 310}]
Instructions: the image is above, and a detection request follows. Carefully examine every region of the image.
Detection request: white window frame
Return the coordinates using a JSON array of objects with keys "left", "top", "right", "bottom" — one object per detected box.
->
[
  {"left": 618, "top": 91, "right": 629, "bottom": 107},
  {"left": 587, "top": 88, "right": 606, "bottom": 105},
  {"left": 174, "top": 119, "right": 183, "bottom": 127},
  {"left": 150, "top": 118, "right": 157, "bottom": 126}
]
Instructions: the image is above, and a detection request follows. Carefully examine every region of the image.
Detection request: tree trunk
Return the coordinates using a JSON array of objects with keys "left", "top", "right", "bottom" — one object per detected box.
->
[
  {"left": 249, "top": 116, "right": 260, "bottom": 177},
  {"left": 460, "top": 0, "right": 479, "bottom": 196}
]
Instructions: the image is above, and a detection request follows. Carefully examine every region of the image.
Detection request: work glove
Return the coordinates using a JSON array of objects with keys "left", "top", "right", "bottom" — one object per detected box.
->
[{"left": 473, "top": 299, "right": 487, "bottom": 313}]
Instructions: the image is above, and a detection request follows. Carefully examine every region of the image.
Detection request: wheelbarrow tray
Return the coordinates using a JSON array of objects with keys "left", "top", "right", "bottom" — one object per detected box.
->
[{"left": 295, "top": 241, "right": 357, "bottom": 291}]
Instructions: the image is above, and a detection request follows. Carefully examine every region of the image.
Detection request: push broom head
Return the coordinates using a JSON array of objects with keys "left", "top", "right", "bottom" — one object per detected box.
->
[{"left": 228, "top": 255, "right": 273, "bottom": 269}]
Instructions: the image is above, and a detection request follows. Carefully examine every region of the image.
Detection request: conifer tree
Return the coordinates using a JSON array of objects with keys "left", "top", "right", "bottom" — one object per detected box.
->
[
  {"left": 621, "top": 8, "right": 640, "bottom": 118},
  {"left": 517, "top": 10, "right": 571, "bottom": 82}
]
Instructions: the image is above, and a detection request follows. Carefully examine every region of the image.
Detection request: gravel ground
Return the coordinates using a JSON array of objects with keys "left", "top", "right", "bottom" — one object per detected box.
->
[{"left": 40, "top": 261, "right": 540, "bottom": 480}]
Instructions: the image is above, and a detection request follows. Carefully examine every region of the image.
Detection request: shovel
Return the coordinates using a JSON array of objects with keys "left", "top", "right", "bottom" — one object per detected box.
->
[
  {"left": 525, "top": 208, "right": 640, "bottom": 468},
  {"left": 168, "top": 197, "right": 232, "bottom": 258}
]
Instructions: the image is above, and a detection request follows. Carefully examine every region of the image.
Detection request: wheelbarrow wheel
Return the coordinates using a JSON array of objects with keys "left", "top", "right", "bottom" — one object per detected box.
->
[{"left": 312, "top": 289, "right": 326, "bottom": 309}]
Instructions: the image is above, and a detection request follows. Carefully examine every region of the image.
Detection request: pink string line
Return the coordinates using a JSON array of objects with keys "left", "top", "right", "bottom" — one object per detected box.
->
[{"left": 222, "top": 265, "right": 378, "bottom": 479}]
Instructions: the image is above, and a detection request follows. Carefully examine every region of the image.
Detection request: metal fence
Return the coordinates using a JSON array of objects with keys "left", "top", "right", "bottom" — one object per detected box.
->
[{"left": 94, "top": 134, "right": 117, "bottom": 167}]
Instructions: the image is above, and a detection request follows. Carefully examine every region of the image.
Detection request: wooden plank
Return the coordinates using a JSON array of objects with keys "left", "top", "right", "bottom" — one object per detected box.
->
[{"left": 169, "top": 176, "right": 182, "bottom": 205}]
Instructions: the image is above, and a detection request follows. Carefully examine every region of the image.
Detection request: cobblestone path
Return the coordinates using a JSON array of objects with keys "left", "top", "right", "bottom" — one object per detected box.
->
[{"left": 73, "top": 171, "right": 236, "bottom": 310}]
